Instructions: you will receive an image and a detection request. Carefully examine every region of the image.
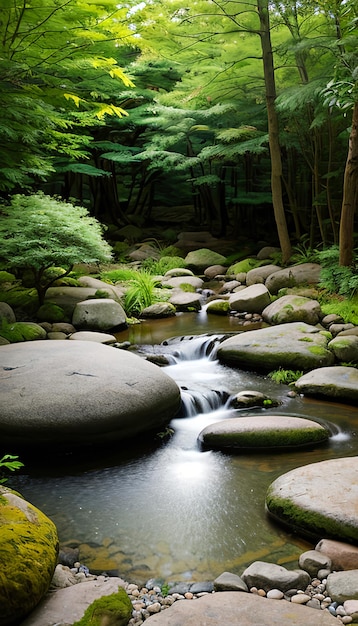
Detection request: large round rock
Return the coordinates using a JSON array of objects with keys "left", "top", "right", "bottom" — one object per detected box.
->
[
  {"left": 0, "top": 341, "right": 181, "bottom": 447},
  {"left": 0, "top": 486, "right": 58, "bottom": 625},
  {"left": 266, "top": 457, "right": 358, "bottom": 543}
]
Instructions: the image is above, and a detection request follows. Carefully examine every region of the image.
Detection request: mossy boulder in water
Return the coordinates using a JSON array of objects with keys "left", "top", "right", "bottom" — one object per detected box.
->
[
  {"left": 0, "top": 486, "right": 59, "bottom": 625},
  {"left": 73, "top": 588, "right": 132, "bottom": 626},
  {"left": 217, "top": 322, "right": 334, "bottom": 371},
  {"left": 198, "top": 415, "right": 329, "bottom": 451}
]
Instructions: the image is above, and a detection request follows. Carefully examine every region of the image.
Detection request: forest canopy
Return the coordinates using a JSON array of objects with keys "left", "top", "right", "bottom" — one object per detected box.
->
[{"left": 0, "top": 0, "right": 357, "bottom": 264}]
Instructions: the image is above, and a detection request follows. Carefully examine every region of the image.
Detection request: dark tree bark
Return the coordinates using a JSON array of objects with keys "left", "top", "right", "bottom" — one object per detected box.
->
[
  {"left": 257, "top": 0, "right": 292, "bottom": 262},
  {"left": 339, "top": 100, "right": 358, "bottom": 266}
]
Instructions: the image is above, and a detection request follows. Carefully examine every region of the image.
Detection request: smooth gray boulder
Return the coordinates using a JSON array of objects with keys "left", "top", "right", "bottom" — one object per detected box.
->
[
  {"left": 217, "top": 322, "right": 334, "bottom": 371},
  {"left": 143, "top": 591, "right": 338, "bottom": 626},
  {"left": 229, "top": 284, "right": 271, "bottom": 313},
  {"left": 140, "top": 303, "right": 176, "bottom": 318},
  {"left": 45, "top": 286, "right": 101, "bottom": 316},
  {"left": 72, "top": 298, "right": 127, "bottom": 331},
  {"left": 198, "top": 415, "right": 329, "bottom": 451},
  {"left": 262, "top": 295, "right": 322, "bottom": 325},
  {"left": 0, "top": 341, "right": 181, "bottom": 447},
  {"left": 294, "top": 366, "right": 358, "bottom": 402},
  {"left": 169, "top": 290, "right": 202, "bottom": 311},
  {"left": 241, "top": 561, "right": 310, "bottom": 593},
  {"left": 326, "top": 570, "right": 358, "bottom": 603},
  {"left": 214, "top": 571, "right": 248, "bottom": 592},
  {"left": 246, "top": 265, "right": 281, "bottom": 286},
  {"left": 265, "top": 263, "right": 322, "bottom": 295},
  {"left": 20, "top": 577, "right": 128, "bottom": 626},
  {"left": 77, "top": 276, "right": 125, "bottom": 301},
  {"left": 161, "top": 275, "right": 203, "bottom": 289},
  {"left": 298, "top": 550, "right": 332, "bottom": 577},
  {"left": 266, "top": 457, "right": 358, "bottom": 544},
  {"left": 68, "top": 331, "right": 117, "bottom": 343}
]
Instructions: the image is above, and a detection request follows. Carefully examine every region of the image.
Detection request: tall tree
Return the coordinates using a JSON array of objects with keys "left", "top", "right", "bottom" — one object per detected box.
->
[{"left": 257, "top": 0, "right": 292, "bottom": 261}]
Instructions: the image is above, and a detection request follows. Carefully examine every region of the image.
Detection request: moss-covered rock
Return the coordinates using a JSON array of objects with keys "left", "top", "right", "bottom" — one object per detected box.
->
[
  {"left": 198, "top": 415, "right": 329, "bottom": 451},
  {"left": 0, "top": 321, "right": 47, "bottom": 343},
  {"left": 73, "top": 588, "right": 132, "bottom": 626},
  {"left": 217, "top": 322, "right": 334, "bottom": 372},
  {"left": 184, "top": 248, "right": 227, "bottom": 272},
  {"left": 36, "top": 302, "right": 68, "bottom": 323},
  {"left": 206, "top": 299, "right": 230, "bottom": 315},
  {"left": 266, "top": 457, "right": 358, "bottom": 543},
  {"left": 294, "top": 366, "right": 358, "bottom": 402},
  {"left": 227, "top": 257, "right": 261, "bottom": 275},
  {"left": 0, "top": 486, "right": 59, "bottom": 625},
  {"left": 262, "top": 295, "right": 322, "bottom": 325}
]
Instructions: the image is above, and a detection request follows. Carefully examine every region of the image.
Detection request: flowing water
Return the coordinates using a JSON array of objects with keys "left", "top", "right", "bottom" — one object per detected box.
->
[{"left": 12, "top": 311, "right": 358, "bottom": 584}]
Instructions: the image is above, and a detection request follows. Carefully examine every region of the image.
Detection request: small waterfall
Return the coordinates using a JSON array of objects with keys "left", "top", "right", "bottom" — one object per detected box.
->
[
  {"left": 178, "top": 388, "right": 230, "bottom": 418},
  {"left": 162, "top": 334, "right": 224, "bottom": 363}
]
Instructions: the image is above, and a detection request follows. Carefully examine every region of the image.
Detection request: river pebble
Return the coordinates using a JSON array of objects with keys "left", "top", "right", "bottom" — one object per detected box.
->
[{"left": 55, "top": 558, "right": 358, "bottom": 625}]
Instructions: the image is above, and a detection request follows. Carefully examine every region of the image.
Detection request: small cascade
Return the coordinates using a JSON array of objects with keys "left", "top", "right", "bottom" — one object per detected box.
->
[
  {"left": 178, "top": 388, "right": 230, "bottom": 418},
  {"left": 162, "top": 334, "right": 224, "bottom": 363}
]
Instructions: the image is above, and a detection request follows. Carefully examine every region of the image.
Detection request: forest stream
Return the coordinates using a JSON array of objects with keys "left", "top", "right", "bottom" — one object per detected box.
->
[{"left": 11, "top": 310, "right": 358, "bottom": 584}]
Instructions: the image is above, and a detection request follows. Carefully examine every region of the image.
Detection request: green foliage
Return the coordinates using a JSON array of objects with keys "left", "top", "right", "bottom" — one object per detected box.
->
[
  {"left": 318, "top": 246, "right": 358, "bottom": 298},
  {"left": 268, "top": 368, "right": 303, "bottom": 385},
  {"left": 0, "top": 193, "right": 113, "bottom": 304},
  {"left": 124, "top": 271, "right": 162, "bottom": 316},
  {"left": 320, "top": 297, "right": 358, "bottom": 326},
  {"left": 142, "top": 256, "right": 187, "bottom": 275},
  {"left": 291, "top": 236, "right": 320, "bottom": 264},
  {"left": 0, "top": 272, "right": 16, "bottom": 284},
  {"left": 0, "top": 455, "right": 23, "bottom": 485}
]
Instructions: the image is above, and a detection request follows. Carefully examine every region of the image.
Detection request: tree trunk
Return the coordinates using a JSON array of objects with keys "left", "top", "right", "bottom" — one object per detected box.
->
[
  {"left": 257, "top": 0, "right": 292, "bottom": 263},
  {"left": 339, "top": 100, "right": 358, "bottom": 266}
]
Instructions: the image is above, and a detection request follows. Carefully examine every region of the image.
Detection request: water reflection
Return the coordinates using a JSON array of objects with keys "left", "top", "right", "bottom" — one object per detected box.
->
[{"left": 12, "top": 316, "right": 358, "bottom": 583}]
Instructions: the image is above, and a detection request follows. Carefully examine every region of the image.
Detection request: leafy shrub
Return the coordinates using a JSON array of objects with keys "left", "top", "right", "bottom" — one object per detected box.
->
[
  {"left": 318, "top": 245, "right": 358, "bottom": 298},
  {"left": 0, "top": 193, "right": 113, "bottom": 305},
  {"left": 268, "top": 368, "right": 303, "bottom": 384}
]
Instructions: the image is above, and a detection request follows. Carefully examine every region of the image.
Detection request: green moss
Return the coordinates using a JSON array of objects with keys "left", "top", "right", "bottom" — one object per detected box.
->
[
  {"left": 179, "top": 283, "right": 196, "bottom": 292},
  {"left": 36, "top": 302, "right": 67, "bottom": 323},
  {"left": 207, "top": 300, "right": 230, "bottom": 315},
  {"left": 0, "top": 271, "right": 16, "bottom": 283},
  {"left": 73, "top": 588, "right": 132, "bottom": 626},
  {"left": 204, "top": 427, "right": 328, "bottom": 450},
  {"left": 0, "top": 321, "right": 46, "bottom": 342},
  {"left": 308, "top": 345, "right": 328, "bottom": 356},
  {"left": 266, "top": 492, "right": 358, "bottom": 543},
  {"left": 298, "top": 337, "right": 313, "bottom": 342},
  {"left": 227, "top": 257, "right": 260, "bottom": 274},
  {"left": 319, "top": 330, "right": 332, "bottom": 340}
]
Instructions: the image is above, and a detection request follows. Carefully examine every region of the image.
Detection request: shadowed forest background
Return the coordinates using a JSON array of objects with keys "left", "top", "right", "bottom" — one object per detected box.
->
[{"left": 0, "top": 0, "right": 357, "bottom": 267}]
